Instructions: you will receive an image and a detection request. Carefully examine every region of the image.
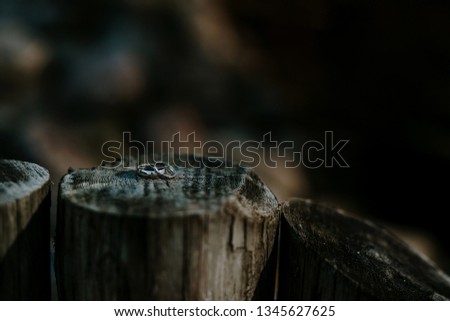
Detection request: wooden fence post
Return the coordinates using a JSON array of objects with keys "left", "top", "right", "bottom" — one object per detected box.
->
[
  {"left": 278, "top": 198, "right": 450, "bottom": 300},
  {"left": 55, "top": 156, "right": 450, "bottom": 300},
  {"left": 55, "top": 156, "right": 279, "bottom": 300},
  {"left": 0, "top": 159, "right": 51, "bottom": 300}
]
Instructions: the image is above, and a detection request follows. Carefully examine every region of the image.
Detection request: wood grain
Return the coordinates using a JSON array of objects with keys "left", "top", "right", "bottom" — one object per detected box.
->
[
  {"left": 0, "top": 159, "right": 51, "bottom": 300},
  {"left": 56, "top": 155, "right": 279, "bottom": 300},
  {"left": 278, "top": 198, "right": 450, "bottom": 300}
]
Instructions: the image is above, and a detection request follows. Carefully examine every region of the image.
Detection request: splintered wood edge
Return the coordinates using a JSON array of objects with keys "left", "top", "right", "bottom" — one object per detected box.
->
[
  {"left": 0, "top": 159, "right": 50, "bottom": 207},
  {"left": 59, "top": 163, "right": 279, "bottom": 219},
  {"left": 56, "top": 159, "right": 280, "bottom": 300},
  {"left": 280, "top": 198, "right": 450, "bottom": 300}
]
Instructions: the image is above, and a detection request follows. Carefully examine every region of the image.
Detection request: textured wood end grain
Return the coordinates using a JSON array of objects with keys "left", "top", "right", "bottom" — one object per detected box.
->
[
  {"left": 0, "top": 159, "right": 51, "bottom": 299},
  {"left": 0, "top": 159, "right": 51, "bottom": 252},
  {"left": 56, "top": 155, "right": 280, "bottom": 300},
  {"left": 60, "top": 155, "right": 278, "bottom": 218},
  {"left": 0, "top": 159, "right": 50, "bottom": 206},
  {"left": 279, "top": 198, "right": 450, "bottom": 300}
]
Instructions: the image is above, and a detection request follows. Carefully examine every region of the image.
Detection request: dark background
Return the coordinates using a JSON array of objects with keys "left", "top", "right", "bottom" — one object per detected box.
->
[{"left": 1, "top": 0, "right": 450, "bottom": 271}]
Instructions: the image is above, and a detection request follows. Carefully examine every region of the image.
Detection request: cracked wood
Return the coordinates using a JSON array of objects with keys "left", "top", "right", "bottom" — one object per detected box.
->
[
  {"left": 278, "top": 198, "right": 450, "bottom": 300},
  {"left": 0, "top": 159, "right": 51, "bottom": 300},
  {"left": 55, "top": 156, "right": 279, "bottom": 300}
]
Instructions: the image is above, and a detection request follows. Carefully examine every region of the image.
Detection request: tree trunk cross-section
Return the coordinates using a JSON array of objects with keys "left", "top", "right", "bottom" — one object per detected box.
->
[
  {"left": 278, "top": 198, "right": 450, "bottom": 300},
  {"left": 0, "top": 159, "right": 51, "bottom": 300},
  {"left": 56, "top": 155, "right": 279, "bottom": 300}
]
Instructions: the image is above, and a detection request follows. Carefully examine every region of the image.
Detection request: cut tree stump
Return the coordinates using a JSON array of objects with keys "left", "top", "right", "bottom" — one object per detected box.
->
[
  {"left": 278, "top": 198, "right": 450, "bottom": 300},
  {"left": 55, "top": 155, "right": 279, "bottom": 300},
  {"left": 0, "top": 159, "right": 51, "bottom": 300}
]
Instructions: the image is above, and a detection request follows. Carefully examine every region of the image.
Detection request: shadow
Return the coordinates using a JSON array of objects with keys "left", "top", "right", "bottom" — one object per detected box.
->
[
  {"left": 252, "top": 224, "right": 279, "bottom": 300},
  {"left": 0, "top": 193, "right": 51, "bottom": 300}
]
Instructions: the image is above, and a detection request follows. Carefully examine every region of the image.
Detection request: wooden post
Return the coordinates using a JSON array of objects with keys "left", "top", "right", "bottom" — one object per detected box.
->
[
  {"left": 0, "top": 159, "right": 51, "bottom": 300},
  {"left": 55, "top": 156, "right": 279, "bottom": 300},
  {"left": 278, "top": 198, "right": 450, "bottom": 300}
]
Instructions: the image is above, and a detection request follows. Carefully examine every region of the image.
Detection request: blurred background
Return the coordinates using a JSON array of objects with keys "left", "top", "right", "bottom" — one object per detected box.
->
[{"left": 1, "top": 0, "right": 450, "bottom": 274}]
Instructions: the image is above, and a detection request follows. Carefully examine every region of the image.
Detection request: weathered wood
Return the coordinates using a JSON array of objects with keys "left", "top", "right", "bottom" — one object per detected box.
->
[
  {"left": 0, "top": 159, "right": 51, "bottom": 300},
  {"left": 278, "top": 198, "right": 450, "bottom": 300},
  {"left": 55, "top": 155, "right": 279, "bottom": 300}
]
